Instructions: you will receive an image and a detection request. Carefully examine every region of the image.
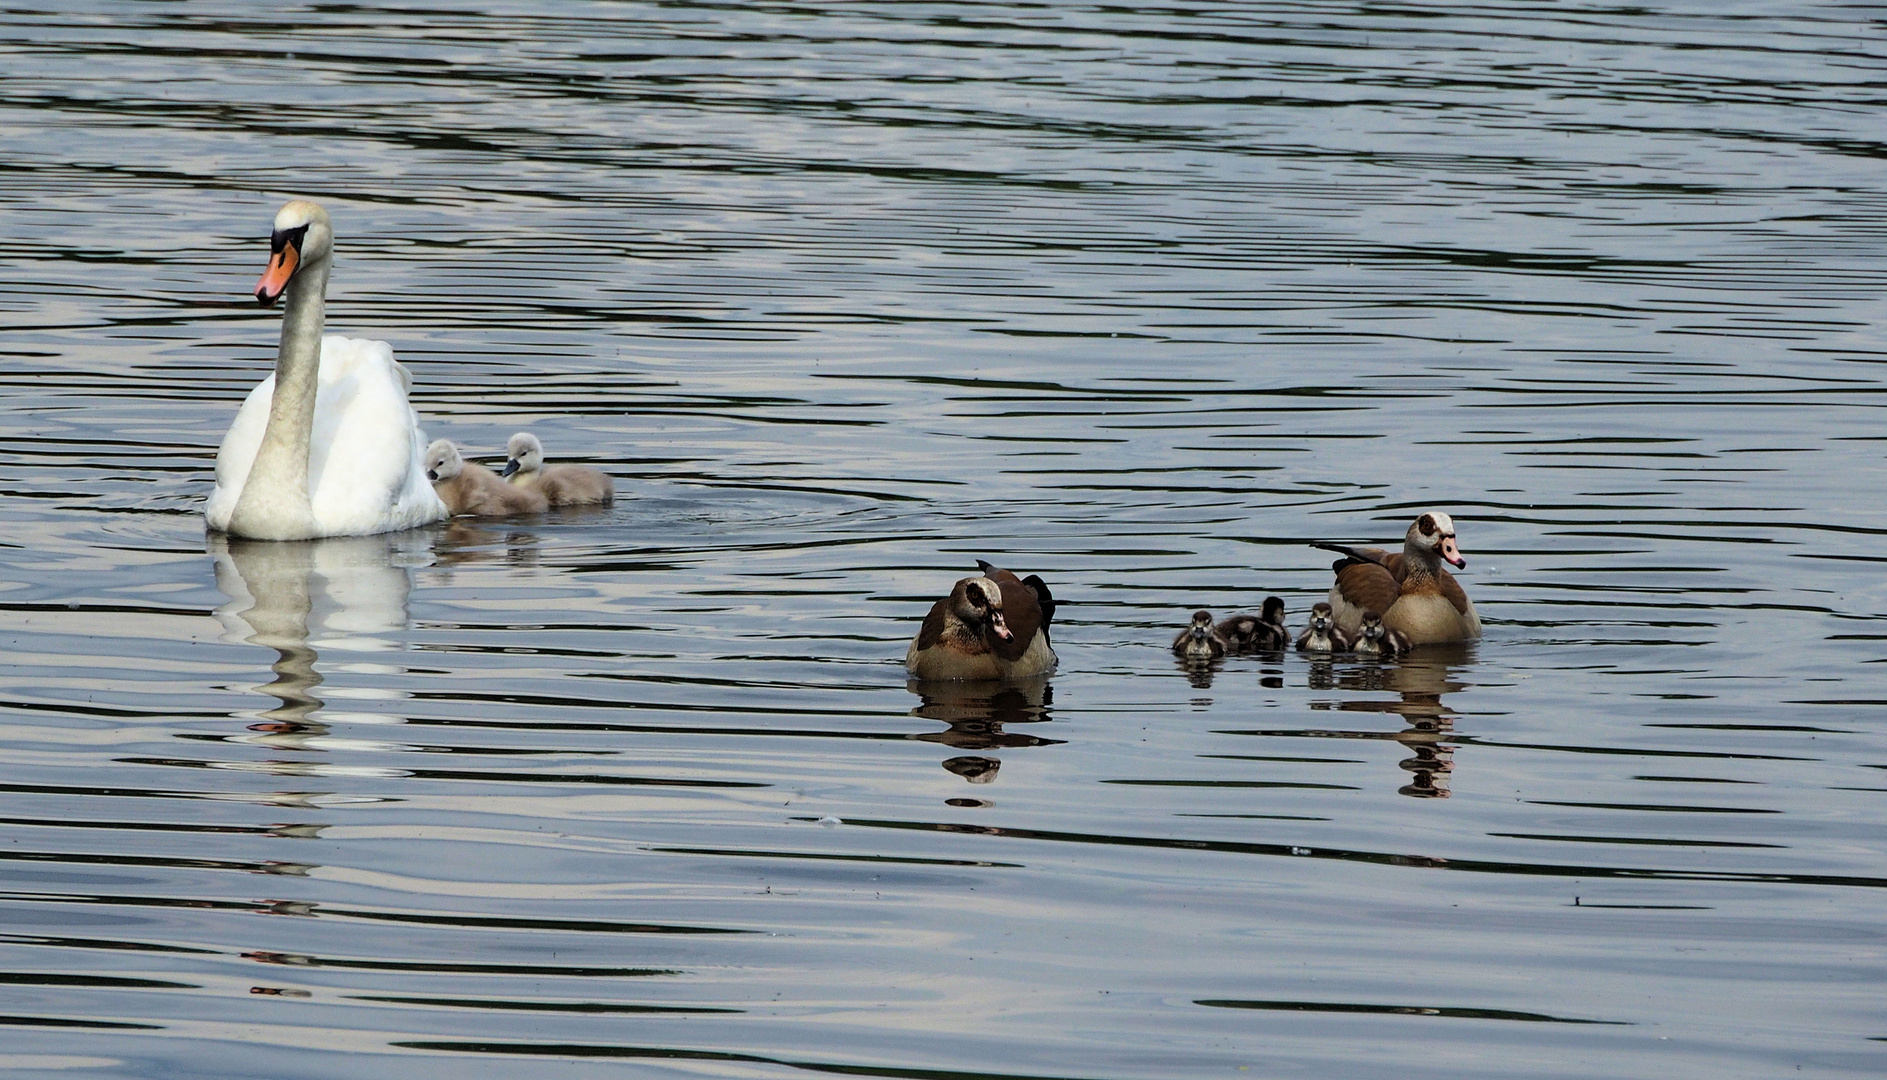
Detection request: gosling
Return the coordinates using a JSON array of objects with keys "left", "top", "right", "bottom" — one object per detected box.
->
[
  {"left": 1173, "top": 610, "right": 1228, "bottom": 661},
  {"left": 1296, "top": 601, "right": 1351, "bottom": 653},
  {"left": 1218, "top": 596, "right": 1289, "bottom": 653},
  {"left": 1351, "top": 609, "right": 1412, "bottom": 659}
]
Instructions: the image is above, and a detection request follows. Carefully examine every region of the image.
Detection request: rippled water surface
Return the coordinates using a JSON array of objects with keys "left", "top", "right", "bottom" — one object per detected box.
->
[{"left": 4, "top": 2, "right": 1887, "bottom": 1076}]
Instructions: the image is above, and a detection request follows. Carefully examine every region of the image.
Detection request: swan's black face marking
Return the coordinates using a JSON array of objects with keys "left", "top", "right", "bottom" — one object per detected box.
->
[
  {"left": 270, "top": 224, "right": 310, "bottom": 256},
  {"left": 256, "top": 224, "right": 312, "bottom": 306}
]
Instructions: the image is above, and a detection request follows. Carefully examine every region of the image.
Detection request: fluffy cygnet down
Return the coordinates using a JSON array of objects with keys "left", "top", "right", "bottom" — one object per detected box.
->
[
  {"left": 425, "top": 440, "right": 548, "bottom": 518},
  {"left": 500, "top": 432, "right": 614, "bottom": 506}
]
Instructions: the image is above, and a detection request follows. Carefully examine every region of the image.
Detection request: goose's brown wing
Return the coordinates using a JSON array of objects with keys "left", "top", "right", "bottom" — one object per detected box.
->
[
  {"left": 1315, "top": 543, "right": 1408, "bottom": 582},
  {"left": 1438, "top": 568, "right": 1471, "bottom": 615},
  {"left": 912, "top": 598, "right": 951, "bottom": 652},
  {"left": 1333, "top": 560, "right": 1401, "bottom": 617}
]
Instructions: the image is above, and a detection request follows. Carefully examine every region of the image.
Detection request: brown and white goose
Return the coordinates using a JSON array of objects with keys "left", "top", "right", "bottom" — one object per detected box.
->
[
  {"left": 1316, "top": 511, "right": 1482, "bottom": 646},
  {"left": 906, "top": 562, "right": 1057, "bottom": 681},
  {"left": 1173, "top": 610, "right": 1228, "bottom": 661},
  {"left": 1217, "top": 596, "right": 1288, "bottom": 653}
]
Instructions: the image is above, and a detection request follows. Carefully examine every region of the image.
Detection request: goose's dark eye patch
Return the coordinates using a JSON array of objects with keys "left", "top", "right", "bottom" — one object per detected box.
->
[
  {"left": 270, "top": 223, "right": 310, "bottom": 254},
  {"left": 965, "top": 583, "right": 988, "bottom": 608}
]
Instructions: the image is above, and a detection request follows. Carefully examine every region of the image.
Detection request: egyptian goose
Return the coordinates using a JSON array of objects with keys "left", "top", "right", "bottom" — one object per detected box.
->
[
  {"left": 1350, "top": 609, "right": 1412, "bottom": 659},
  {"left": 501, "top": 432, "right": 615, "bottom": 506},
  {"left": 906, "top": 562, "right": 1057, "bottom": 680},
  {"left": 1173, "top": 610, "right": 1229, "bottom": 661},
  {"left": 425, "top": 440, "right": 548, "bottom": 518},
  {"left": 1217, "top": 596, "right": 1288, "bottom": 653},
  {"left": 1295, "top": 601, "right": 1350, "bottom": 653},
  {"left": 1316, "top": 511, "right": 1482, "bottom": 645}
]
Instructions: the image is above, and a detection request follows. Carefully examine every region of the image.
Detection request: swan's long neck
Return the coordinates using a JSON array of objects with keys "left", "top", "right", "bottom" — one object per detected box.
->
[{"left": 228, "top": 258, "right": 330, "bottom": 540}]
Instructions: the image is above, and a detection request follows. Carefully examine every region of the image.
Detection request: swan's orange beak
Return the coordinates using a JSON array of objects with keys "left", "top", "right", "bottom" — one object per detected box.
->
[{"left": 256, "top": 240, "right": 299, "bottom": 306}]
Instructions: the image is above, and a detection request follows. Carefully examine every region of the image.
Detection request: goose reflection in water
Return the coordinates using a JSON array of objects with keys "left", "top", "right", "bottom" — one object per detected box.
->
[
  {"left": 906, "top": 677, "right": 1064, "bottom": 791},
  {"left": 210, "top": 533, "right": 429, "bottom": 752},
  {"left": 1174, "top": 655, "right": 1225, "bottom": 690},
  {"left": 1324, "top": 645, "right": 1474, "bottom": 799}
]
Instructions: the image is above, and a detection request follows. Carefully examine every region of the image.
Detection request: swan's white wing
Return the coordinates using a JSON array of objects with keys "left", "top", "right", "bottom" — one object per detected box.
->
[
  {"left": 209, "top": 336, "right": 447, "bottom": 537},
  {"left": 307, "top": 336, "right": 448, "bottom": 535}
]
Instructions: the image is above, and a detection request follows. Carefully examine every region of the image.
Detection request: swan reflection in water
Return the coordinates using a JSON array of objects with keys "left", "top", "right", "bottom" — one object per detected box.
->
[
  {"left": 906, "top": 677, "right": 1063, "bottom": 793},
  {"left": 210, "top": 532, "right": 431, "bottom": 752}
]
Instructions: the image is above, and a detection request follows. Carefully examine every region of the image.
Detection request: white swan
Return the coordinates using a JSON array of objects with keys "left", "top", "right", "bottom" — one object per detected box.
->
[{"left": 205, "top": 200, "right": 448, "bottom": 540}]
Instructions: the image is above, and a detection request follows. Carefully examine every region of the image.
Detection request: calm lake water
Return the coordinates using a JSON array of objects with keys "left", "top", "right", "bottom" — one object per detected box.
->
[{"left": 4, "top": 2, "right": 1886, "bottom": 1077}]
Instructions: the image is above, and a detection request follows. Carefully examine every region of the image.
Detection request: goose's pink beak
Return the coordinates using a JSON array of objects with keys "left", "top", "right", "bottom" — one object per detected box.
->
[
  {"left": 988, "top": 610, "right": 1013, "bottom": 641},
  {"left": 1441, "top": 535, "right": 1466, "bottom": 569}
]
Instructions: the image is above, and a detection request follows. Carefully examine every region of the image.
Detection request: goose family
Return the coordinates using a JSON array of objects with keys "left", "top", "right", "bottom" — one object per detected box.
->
[
  {"left": 1142, "top": 511, "right": 1479, "bottom": 673},
  {"left": 1316, "top": 511, "right": 1482, "bottom": 645}
]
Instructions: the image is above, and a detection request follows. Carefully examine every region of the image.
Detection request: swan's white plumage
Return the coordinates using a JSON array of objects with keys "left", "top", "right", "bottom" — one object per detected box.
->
[{"left": 207, "top": 335, "right": 446, "bottom": 536}]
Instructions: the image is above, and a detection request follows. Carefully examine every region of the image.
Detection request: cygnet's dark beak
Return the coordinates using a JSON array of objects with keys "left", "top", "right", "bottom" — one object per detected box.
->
[
  {"left": 426, "top": 469, "right": 439, "bottom": 481},
  {"left": 500, "top": 459, "right": 520, "bottom": 478}
]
